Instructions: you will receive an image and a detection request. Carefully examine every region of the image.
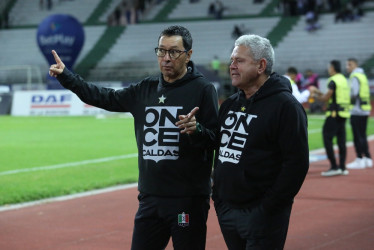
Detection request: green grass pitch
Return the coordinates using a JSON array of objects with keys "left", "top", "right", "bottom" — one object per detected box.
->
[{"left": 0, "top": 114, "right": 373, "bottom": 206}]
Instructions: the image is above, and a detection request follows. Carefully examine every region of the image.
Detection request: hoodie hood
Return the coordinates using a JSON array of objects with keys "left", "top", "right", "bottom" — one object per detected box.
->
[
  {"left": 237, "top": 72, "right": 292, "bottom": 110},
  {"left": 256, "top": 73, "right": 292, "bottom": 100}
]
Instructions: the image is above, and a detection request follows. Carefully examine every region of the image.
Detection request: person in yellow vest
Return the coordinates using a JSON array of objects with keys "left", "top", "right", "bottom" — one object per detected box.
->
[
  {"left": 312, "top": 60, "right": 351, "bottom": 176},
  {"left": 346, "top": 58, "right": 373, "bottom": 169}
]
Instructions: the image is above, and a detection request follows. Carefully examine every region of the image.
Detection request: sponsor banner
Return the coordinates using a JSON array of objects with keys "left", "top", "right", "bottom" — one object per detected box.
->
[{"left": 11, "top": 90, "right": 114, "bottom": 116}]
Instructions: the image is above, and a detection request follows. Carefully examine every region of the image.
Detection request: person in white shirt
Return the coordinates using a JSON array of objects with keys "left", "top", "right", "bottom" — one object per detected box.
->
[{"left": 284, "top": 67, "right": 312, "bottom": 103}]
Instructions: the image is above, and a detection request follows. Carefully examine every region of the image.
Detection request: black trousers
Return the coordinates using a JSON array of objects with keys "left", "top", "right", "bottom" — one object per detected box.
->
[
  {"left": 350, "top": 115, "right": 371, "bottom": 158},
  {"left": 131, "top": 193, "right": 210, "bottom": 250},
  {"left": 323, "top": 116, "right": 347, "bottom": 169},
  {"left": 215, "top": 202, "right": 292, "bottom": 250}
]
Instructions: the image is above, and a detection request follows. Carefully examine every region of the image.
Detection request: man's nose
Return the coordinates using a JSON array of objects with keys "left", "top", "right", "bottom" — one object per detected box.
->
[{"left": 163, "top": 52, "right": 172, "bottom": 60}]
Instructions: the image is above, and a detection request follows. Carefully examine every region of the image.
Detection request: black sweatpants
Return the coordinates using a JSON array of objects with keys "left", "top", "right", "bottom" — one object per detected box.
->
[
  {"left": 323, "top": 116, "right": 347, "bottom": 169},
  {"left": 350, "top": 115, "right": 371, "bottom": 158},
  {"left": 131, "top": 193, "right": 210, "bottom": 250},
  {"left": 215, "top": 201, "right": 292, "bottom": 250}
]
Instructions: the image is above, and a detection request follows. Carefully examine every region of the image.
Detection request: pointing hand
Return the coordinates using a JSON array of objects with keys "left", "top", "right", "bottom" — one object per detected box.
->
[
  {"left": 175, "top": 107, "right": 199, "bottom": 134},
  {"left": 49, "top": 50, "right": 65, "bottom": 77}
]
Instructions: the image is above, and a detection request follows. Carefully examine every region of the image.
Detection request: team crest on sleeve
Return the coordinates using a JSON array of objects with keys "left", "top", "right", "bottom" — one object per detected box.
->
[
  {"left": 143, "top": 106, "right": 182, "bottom": 162},
  {"left": 218, "top": 111, "right": 257, "bottom": 164},
  {"left": 178, "top": 212, "right": 189, "bottom": 227}
]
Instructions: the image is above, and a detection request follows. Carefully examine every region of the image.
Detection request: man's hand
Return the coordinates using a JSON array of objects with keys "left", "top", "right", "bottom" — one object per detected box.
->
[
  {"left": 175, "top": 107, "right": 199, "bottom": 134},
  {"left": 308, "top": 86, "right": 319, "bottom": 95},
  {"left": 49, "top": 50, "right": 65, "bottom": 77}
]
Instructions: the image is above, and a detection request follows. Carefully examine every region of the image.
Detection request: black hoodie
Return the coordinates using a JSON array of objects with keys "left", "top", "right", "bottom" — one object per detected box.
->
[
  {"left": 212, "top": 73, "right": 309, "bottom": 213},
  {"left": 57, "top": 61, "right": 219, "bottom": 197}
]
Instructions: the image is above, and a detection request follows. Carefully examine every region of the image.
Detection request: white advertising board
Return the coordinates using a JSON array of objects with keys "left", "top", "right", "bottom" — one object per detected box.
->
[{"left": 11, "top": 90, "right": 115, "bottom": 116}]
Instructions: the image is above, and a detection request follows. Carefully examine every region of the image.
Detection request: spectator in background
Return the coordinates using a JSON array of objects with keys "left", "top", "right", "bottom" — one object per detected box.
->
[
  {"left": 305, "top": 10, "right": 321, "bottom": 31},
  {"left": 296, "top": 0, "right": 306, "bottom": 15},
  {"left": 208, "top": 1, "right": 216, "bottom": 17},
  {"left": 303, "top": 69, "right": 323, "bottom": 113},
  {"left": 335, "top": 3, "right": 354, "bottom": 22},
  {"left": 49, "top": 25, "right": 219, "bottom": 250},
  {"left": 214, "top": 0, "right": 225, "bottom": 19},
  {"left": 346, "top": 58, "right": 373, "bottom": 169},
  {"left": 125, "top": 4, "right": 132, "bottom": 24},
  {"left": 328, "top": 0, "right": 341, "bottom": 12},
  {"left": 288, "top": 0, "right": 299, "bottom": 16},
  {"left": 295, "top": 71, "right": 304, "bottom": 89},
  {"left": 302, "top": 69, "right": 319, "bottom": 90},
  {"left": 47, "top": 0, "right": 53, "bottom": 10},
  {"left": 351, "top": 0, "right": 364, "bottom": 18},
  {"left": 312, "top": 60, "right": 351, "bottom": 177},
  {"left": 285, "top": 67, "right": 312, "bottom": 104},
  {"left": 334, "top": 0, "right": 363, "bottom": 23},
  {"left": 137, "top": 0, "right": 146, "bottom": 16},
  {"left": 231, "top": 24, "right": 243, "bottom": 39},
  {"left": 211, "top": 55, "right": 221, "bottom": 75},
  {"left": 1, "top": 11, "right": 9, "bottom": 29},
  {"left": 114, "top": 6, "right": 122, "bottom": 25},
  {"left": 108, "top": 0, "right": 145, "bottom": 26}
]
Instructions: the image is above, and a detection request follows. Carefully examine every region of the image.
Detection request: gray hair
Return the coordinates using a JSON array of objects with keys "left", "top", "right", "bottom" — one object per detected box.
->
[{"left": 235, "top": 34, "right": 274, "bottom": 75}]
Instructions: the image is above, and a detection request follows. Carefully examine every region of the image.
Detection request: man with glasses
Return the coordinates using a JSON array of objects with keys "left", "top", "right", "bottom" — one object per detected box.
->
[{"left": 49, "top": 25, "right": 219, "bottom": 249}]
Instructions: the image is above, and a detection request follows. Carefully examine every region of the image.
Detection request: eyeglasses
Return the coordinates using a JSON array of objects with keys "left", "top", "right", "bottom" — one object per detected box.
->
[{"left": 155, "top": 48, "right": 188, "bottom": 59}]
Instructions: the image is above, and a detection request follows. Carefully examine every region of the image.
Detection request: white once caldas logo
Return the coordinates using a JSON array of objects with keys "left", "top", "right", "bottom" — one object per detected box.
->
[
  {"left": 218, "top": 111, "right": 257, "bottom": 164},
  {"left": 143, "top": 106, "right": 182, "bottom": 162}
]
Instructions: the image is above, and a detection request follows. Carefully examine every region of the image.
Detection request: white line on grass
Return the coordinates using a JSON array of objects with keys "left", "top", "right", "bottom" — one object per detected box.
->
[
  {"left": 2, "top": 136, "right": 373, "bottom": 212},
  {"left": 0, "top": 153, "right": 138, "bottom": 176}
]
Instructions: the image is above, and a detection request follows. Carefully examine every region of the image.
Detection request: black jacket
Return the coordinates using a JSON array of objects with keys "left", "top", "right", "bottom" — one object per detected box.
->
[
  {"left": 57, "top": 61, "right": 219, "bottom": 197},
  {"left": 212, "top": 73, "right": 309, "bottom": 213}
]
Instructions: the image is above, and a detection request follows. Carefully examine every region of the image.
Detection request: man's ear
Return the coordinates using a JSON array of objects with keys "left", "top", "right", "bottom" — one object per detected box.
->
[
  {"left": 258, "top": 58, "right": 267, "bottom": 74},
  {"left": 186, "top": 49, "right": 193, "bottom": 63}
]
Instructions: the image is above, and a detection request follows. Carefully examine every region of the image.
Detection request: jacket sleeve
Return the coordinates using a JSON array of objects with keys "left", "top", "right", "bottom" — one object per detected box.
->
[
  {"left": 189, "top": 83, "right": 219, "bottom": 149},
  {"left": 56, "top": 68, "right": 137, "bottom": 113},
  {"left": 261, "top": 100, "right": 309, "bottom": 213}
]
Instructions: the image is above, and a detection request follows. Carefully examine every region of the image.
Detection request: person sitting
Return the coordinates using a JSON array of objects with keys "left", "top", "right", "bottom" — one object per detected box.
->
[
  {"left": 305, "top": 10, "right": 321, "bottom": 32},
  {"left": 208, "top": 2, "right": 215, "bottom": 17},
  {"left": 231, "top": 24, "right": 243, "bottom": 39}
]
